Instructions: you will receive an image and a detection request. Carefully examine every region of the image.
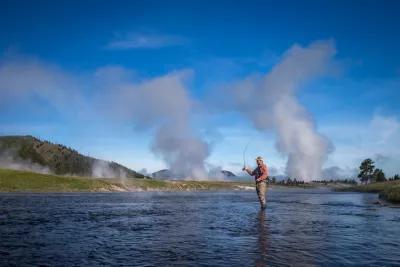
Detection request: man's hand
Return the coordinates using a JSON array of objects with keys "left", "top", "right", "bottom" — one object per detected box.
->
[{"left": 242, "top": 166, "right": 248, "bottom": 171}]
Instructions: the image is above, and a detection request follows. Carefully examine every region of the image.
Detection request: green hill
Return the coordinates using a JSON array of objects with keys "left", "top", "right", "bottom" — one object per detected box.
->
[{"left": 0, "top": 135, "right": 145, "bottom": 178}]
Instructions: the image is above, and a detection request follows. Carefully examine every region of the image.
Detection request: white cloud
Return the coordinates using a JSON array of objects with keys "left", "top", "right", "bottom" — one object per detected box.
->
[
  {"left": 370, "top": 114, "right": 399, "bottom": 144},
  {"left": 0, "top": 56, "right": 84, "bottom": 115},
  {"left": 321, "top": 166, "right": 358, "bottom": 179},
  {"left": 106, "top": 33, "right": 186, "bottom": 49},
  {"left": 321, "top": 113, "right": 400, "bottom": 176}
]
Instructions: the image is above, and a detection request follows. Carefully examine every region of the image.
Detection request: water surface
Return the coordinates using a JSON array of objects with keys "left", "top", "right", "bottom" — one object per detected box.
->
[{"left": 1, "top": 189, "right": 399, "bottom": 266}]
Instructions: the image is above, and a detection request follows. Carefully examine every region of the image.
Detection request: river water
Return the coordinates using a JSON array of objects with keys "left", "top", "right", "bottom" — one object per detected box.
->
[{"left": 0, "top": 189, "right": 399, "bottom": 266}]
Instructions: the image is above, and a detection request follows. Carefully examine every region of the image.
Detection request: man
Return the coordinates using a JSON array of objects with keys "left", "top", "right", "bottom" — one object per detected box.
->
[{"left": 243, "top": 156, "right": 269, "bottom": 209}]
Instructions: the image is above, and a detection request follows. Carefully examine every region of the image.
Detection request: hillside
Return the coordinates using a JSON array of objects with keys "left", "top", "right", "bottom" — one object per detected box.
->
[{"left": 0, "top": 135, "right": 145, "bottom": 178}]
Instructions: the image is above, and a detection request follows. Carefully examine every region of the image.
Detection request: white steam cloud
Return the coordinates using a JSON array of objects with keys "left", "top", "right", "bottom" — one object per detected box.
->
[
  {"left": 228, "top": 40, "right": 337, "bottom": 181},
  {"left": 91, "top": 160, "right": 127, "bottom": 179},
  {"left": 98, "top": 69, "right": 209, "bottom": 179},
  {"left": 0, "top": 150, "right": 50, "bottom": 174}
]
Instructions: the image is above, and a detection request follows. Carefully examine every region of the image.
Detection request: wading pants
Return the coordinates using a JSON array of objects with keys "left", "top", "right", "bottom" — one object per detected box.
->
[{"left": 256, "top": 180, "right": 267, "bottom": 209}]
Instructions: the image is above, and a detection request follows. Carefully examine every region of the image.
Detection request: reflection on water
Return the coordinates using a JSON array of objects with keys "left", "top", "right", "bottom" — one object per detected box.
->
[
  {"left": 256, "top": 210, "right": 268, "bottom": 267},
  {"left": 0, "top": 189, "right": 399, "bottom": 266}
]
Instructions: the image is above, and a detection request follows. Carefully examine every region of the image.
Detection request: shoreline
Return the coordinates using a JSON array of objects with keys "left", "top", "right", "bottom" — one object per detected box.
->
[
  {"left": 0, "top": 168, "right": 257, "bottom": 193},
  {"left": 336, "top": 180, "right": 400, "bottom": 203},
  {"left": 5, "top": 168, "right": 399, "bottom": 204}
]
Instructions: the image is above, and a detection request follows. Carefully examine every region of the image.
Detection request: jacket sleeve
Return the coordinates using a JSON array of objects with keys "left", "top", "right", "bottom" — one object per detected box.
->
[
  {"left": 246, "top": 168, "right": 254, "bottom": 176},
  {"left": 258, "top": 165, "right": 269, "bottom": 180}
]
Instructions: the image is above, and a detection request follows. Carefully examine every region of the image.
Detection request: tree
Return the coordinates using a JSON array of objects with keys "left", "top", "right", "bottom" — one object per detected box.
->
[
  {"left": 271, "top": 177, "right": 276, "bottom": 184},
  {"left": 373, "top": 168, "right": 386, "bottom": 182},
  {"left": 358, "top": 159, "right": 375, "bottom": 184},
  {"left": 393, "top": 174, "right": 400, "bottom": 180}
]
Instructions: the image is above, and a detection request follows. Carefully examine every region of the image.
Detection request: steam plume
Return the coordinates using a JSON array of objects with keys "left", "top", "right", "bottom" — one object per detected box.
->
[
  {"left": 91, "top": 160, "right": 127, "bottom": 179},
  {"left": 0, "top": 150, "right": 50, "bottom": 174},
  {"left": 102, "top": 69, "right": 209, "bottom": 179},
  {"left": 229, "top": 40, "right": 336, "bottom": 181}
]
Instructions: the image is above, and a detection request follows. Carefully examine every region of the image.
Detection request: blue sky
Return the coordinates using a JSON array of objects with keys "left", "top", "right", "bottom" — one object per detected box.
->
[{"left": 0, "top": 0, "right": 399, "bottom": 177}]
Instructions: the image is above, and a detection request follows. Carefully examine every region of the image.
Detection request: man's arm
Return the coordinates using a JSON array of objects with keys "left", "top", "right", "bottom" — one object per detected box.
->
[{"left": 242, "top": 167, "right": 254, "bottom": 176}]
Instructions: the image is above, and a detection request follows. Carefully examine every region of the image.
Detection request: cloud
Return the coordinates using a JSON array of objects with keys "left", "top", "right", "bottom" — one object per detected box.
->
[
  {"left": 102, "top": 70, "right": 193, "bottom": 125},
  {"left": 106, "top": 33, "right": 187, "bottom": 49},
  {"left": 321, "top": 166, "right": 358, "bottom": 179},
  {"left": 374, "top": 153, "right": 391, "bottom": 164},
  {"left": 321, "top": 113, "right": 400, "bottom": 176},
  {"left": 268, "top": 166, "right": 280, "bottom": 176},
  {"left": 370, "top": 114, "right": 399, "bottom": 144},
  {"left": 0, "top": 55, "right": 84, "bottom": 115}
]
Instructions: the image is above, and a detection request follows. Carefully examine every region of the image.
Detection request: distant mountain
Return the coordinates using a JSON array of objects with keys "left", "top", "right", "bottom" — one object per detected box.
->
[
  {"left": 152, "top": 169, "right": 173, "bottom": 179},
  {"left": 152, "top": 169, "right": 237, "bottom": 180},
  {"left": 221, "top": 170, "right": 236, "bottom": 177},
  {"left": 208, "top": 168, "right": 238, "bottom": 179},
  {"left": 0, "top": 135, "right": 145, "bottom": 178}
]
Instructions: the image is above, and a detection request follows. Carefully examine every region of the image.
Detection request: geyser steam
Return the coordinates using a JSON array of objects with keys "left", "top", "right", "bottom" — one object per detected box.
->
[
  {"left": 230, "top": 41, "right": 336, "bottom": 181},
  {"left": 106, "top": 69, "right": 209, "bottom": 179}
]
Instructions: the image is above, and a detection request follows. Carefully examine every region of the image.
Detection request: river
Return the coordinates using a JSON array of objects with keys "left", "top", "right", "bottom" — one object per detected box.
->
[{"left": 1, "top": 188, "right": 399, "bottom": 266}]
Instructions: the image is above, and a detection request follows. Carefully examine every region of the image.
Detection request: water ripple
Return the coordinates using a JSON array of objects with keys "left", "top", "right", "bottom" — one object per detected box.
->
[{"left": 0, "top": 190, "right": 399, "bottom": 266}]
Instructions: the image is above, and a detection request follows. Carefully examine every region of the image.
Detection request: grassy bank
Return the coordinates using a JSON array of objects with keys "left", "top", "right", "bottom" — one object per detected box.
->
[
  {"left": 337, "top": 180, "right": 400, "bottom": 203},
  {"left": 0, "top": 168, "right": 254, "bottom": 192},
  {"left": 0, "top": 169, "right": 124, "bottom": 192}
]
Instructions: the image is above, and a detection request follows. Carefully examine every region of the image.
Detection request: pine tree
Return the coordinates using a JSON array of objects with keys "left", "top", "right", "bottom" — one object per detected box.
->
[
  {"left": 373, "top": 168, "right": 386, "bottom": 182},
  {"left": 358, "top": 159, "right": 375, "bottom": 184}
]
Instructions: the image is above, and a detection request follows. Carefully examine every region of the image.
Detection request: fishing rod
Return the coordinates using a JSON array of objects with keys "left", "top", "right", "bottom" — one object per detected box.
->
[{"left": 242, "top": 139, "right": 252, "bottom": 169}]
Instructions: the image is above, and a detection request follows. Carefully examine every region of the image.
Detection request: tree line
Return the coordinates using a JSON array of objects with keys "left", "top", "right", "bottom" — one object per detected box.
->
[{"left": 358, "top": 158, "right": 399, "bottom": 184}]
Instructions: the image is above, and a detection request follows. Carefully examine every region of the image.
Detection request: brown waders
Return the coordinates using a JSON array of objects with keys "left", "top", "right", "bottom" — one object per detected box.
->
[{"left": 256, "top": 180, "right": 267, "bottom": 209}]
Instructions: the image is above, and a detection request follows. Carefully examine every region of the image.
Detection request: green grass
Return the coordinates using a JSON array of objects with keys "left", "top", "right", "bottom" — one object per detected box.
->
[
  {"left": 0, "top": 168, "right": 254, "bottom": 192},
  {"left": 382, "top": 184, "right": 400, "bottom": 203},
  {"left": 0, "top": 168, "right": 123, "bottom": 192},
  {"left": 109, "top": 177, "right": 254, "bottom": 191},
  {"left": 337, "top": 180, "right": 400, "bottom": 203}
]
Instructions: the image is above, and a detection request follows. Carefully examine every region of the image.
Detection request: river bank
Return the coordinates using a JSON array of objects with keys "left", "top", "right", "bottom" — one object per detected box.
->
[
  {"left": 0, "top": 168, "right": 255, "bottom": 192},
  {"left": 336, "top": 180, "right": 400, "bottom": 203}
]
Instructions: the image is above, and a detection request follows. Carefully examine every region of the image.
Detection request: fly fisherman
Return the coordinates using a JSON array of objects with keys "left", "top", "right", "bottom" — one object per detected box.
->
[{"left": 243, "top": 156, "right": 269, "bottom": 210}]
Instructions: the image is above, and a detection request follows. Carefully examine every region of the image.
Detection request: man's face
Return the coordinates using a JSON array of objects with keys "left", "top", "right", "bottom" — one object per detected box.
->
[{"left": 256, "top": 160, "right": 262, "bottom": 166}]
